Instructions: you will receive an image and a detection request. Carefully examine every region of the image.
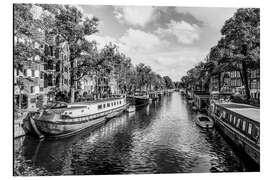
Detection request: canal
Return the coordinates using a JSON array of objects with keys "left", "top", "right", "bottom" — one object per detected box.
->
[{"left": 14, "top": 92, "right": 258, "bottom": 175}]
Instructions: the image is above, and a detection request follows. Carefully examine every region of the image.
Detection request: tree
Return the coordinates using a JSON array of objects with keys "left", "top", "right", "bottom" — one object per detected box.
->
[
  {"left": 42, "top": 5, "right": 100, "bottom": 102},
  {"left": 163, "top": 76, "right": 175, "bottom": 89},
  {"left": 220, "top": 8, "right": 260, "bottom": 100},
  {"left": 136, "top": 63, "right": 152, "bottom": 91}
]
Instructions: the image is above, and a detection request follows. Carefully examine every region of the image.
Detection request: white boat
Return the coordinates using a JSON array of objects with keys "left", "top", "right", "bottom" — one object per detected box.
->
[
  {"left": 195, "top": 114, "right": 214, "bottom": 129},
  {"left": 23, "top": 95, "right": 128, "bottom": 139},
  {"left": 127, "top": 105, "right": 136, "bottom": 113}
]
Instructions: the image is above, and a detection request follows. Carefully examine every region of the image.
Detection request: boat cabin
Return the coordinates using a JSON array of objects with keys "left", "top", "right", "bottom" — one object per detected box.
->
[
  {"left": 211, "top": 102, "right": 260, "bottom": 144},
  {"left": 61, "top": 97, "right": 126, "bottom": 118}
]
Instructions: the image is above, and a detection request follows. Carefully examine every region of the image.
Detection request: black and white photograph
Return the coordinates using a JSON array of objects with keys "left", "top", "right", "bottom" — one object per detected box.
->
[{"left": 11, "top": 0, "right": 263, "bottom": 177}]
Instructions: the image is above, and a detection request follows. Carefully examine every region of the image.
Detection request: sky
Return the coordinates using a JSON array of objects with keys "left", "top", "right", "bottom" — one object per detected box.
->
[{"left": 77, "top": 5, "right": 236, "bottom": 81}]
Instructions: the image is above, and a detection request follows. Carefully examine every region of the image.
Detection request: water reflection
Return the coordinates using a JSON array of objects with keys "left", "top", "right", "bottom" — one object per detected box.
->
[{"left": 14, "top": 92, "right": 258, "bottom": 175}]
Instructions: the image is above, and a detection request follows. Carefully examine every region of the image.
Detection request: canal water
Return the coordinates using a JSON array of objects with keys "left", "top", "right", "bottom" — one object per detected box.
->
[{"left": 14, "top": 92, "right": 258, "bottom": 176}]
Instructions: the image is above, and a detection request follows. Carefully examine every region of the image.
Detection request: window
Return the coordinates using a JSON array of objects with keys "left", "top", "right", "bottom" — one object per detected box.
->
[
  {"left": 233, "top": 116, "right": 237, "bottom": 125},
  {"left": 236, "top": 118, "right": 241, "bottom": 128},
  {"left": 40, "top": 87, "right": 43, "bottom": 92},
  {"left": 253, "top": 126, "right": 259, "bottom": 140},
  {"left": 242, "top": 120, "right": 246, "bottom": 131},
  {"left": 248, "top": 123, "right": 253, "bottom": 135},
  {"left": 230, "top": 114, "right": 233, "bottom": 123},
  {"left": 31, "top": 70, "right": 35, "bottom": 77},
  {"left": 107, "top": 103, "right": 110, "bottom": 107},
  {"left": 103, "top": 104, "right": 106, "bottom": 108},
  {"left": 114, "top": 102, "right": 116, "bottom": 106},
  {"left": 222, "top": 111, "right": 226, "bottom": 119},
  {"left": 98, "top": 105, "right": 102, "bottom": 109},
  {"left": 40, "top": 72, "right": 44, "bottom": 79},
  {"left": 120, "top": 101, "right": 122, "bottom": 104},
  {"left": 23, "top": 69, "right": 27, "bottom": 76},
  {"left": 30, "top": 86, "right": 34, "bottom": 93}
]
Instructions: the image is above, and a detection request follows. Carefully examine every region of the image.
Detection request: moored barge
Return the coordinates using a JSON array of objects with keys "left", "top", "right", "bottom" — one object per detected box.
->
[
  {"left": 127, "top": 91, "right": 149, "bottom": 107},
  {"left": 23, "top": 95, "right": 128, "bottom": 139},
  {"left": 210, "top": 102, "right": 260, "bottom": 165}
]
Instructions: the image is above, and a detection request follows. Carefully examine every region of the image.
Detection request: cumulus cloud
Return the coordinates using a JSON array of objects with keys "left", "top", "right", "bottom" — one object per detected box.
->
[
  {"left": 87, "top": 29, "right": 161, "bottom": 53},
  {"left": 145, "top": 49, "right": 207, "bottom": 80},
  {"left": 175, "top": 7, "right": 236, "bottom": 29},
  {"left": 119, "top": 29, "right": 160, "bottom": 51},
  {"left": 113, "top": 6, "right": 156, "bottom": 27},
  {"left": 86, "top": 27, "right": 207, "bottom": 81},
  {"left": 155, "top": 20, "right": 200, "bottom": 44}
]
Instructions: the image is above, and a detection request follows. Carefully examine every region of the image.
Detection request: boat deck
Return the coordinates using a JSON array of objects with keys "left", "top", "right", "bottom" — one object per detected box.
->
[
  {"left": 73, "top": 97, "right": 124, "bottom": 104},
  {"left": 216, "top": 102, "right": 260, "bottom": 123}
]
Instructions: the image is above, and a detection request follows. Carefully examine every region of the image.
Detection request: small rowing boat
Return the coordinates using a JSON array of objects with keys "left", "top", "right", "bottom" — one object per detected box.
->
[{"left": 195, "top": 114, "right": 214, "bottom": 129}]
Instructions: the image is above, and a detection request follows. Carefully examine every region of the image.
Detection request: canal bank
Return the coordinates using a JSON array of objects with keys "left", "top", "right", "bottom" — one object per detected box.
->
[{"left": 14, "top": 92, "right": 259, "bottom": 176}]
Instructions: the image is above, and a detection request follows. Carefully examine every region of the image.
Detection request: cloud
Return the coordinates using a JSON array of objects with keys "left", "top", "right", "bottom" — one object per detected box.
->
[
  {"left": 86, "top": 29, "right": 206, "bottom": 81},
  {"left": 113, "top": 6, "right": 156, "bottom": 27},
  {"left": 155, "top": 20, "right": 200, "bottom": 44},
  {"left": 175, "top": 7, "right": 236, "bottom": 29},
  {"left": 119, "top": 29, "right": 160, "bottom": 51},
  {"left": 87, "top": 28, "right": 161, "bottom": 53},
  {"left": 145, "top": 49, "right": 207, "bottom": 80}
]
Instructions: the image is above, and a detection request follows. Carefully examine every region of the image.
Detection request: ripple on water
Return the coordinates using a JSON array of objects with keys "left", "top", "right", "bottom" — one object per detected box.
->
[{"left": 14, "top": 93, "right": 258, "bottom": 175}]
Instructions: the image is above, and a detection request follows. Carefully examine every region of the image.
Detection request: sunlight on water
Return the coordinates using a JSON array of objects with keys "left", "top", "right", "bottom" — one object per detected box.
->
[{"left": 14, "top": 92, "right": 258, "bottom": 175}]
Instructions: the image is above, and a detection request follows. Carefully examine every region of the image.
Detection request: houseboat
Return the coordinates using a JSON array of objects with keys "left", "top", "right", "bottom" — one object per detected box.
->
[
  {"left": 210, "top": 102, "right": 260, "bottom": 165},
  {"left": 127, "top": 91, "right": 149, "bottom": 107},
  {"left": 23, "top": 95, "right": 128, "bottom": 139}
]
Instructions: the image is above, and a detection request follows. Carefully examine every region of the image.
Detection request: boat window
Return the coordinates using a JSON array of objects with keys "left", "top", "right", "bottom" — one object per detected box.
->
[
  {"left": 69, "top": 112, "right": 72, "bottom": 115},
  {"left": 120, "top": 101, "right": 122, "bottom": 104},
  {"left": 98, "top": 104, "right": 102, "bottom": 110},
  {"left": 223, "top": 111, "right": 226, "bottom": 119},
  {"left": 103, "top": 104, "right": 106, "bottom": 108},
  {"left": 111, "top": 102, "right": 113, "bottom": 106},
  {"left": 248, "top": 123, "right": 252, "bottom": 135},
  {"left": 230, "top": 114, "right": 233, "bottom": 123},
  {"left": 252, "top": 125, "right": 260, "bottom": 140},
  {"left": 233, "top": 116, "right": 237, "bottom": 125},
  {"left": 107, "top": 103, "right": 110, "bottom": 107},
  {"left": 81, "top": 110, "right": 84, "bottom": 113},
  {"left": 236, "top": 118, "right": 241, "bottom": 128},
  {"left": 242, "top": 120, "right": 246, "bottom": 131},
  {"left": 114, "top": 102, "right": 116, "bottom": 106}
]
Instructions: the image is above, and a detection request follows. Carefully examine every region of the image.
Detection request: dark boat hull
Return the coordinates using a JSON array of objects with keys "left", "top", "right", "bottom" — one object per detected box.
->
[
  {"left": 211, "top": 113, "right": 260, "bottom": 165},
  {"left": 127, "top": 96, "right": 149, "bottom": 107},
  {"left": 23, "top": 104, "right": 128, "bottom": 139}
]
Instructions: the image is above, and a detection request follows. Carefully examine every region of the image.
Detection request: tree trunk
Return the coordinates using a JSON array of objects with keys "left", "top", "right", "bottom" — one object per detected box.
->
[
  {"left": 70, "top": 87, "right": 75, "bottom": 103},
  {"left": 242, "top": 61, "right": 251, "bottom": 100},
  {"left": 70, "top": 58, "right": 75, "bottom": 103},
  {"left": 218, "top": 73, "right": 221, "bottom": 92}
]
